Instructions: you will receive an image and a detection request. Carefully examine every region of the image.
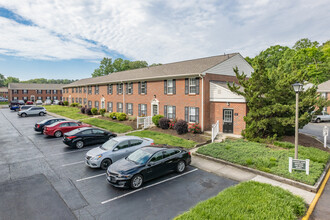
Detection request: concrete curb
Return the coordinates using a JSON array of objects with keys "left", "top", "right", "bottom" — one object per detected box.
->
[{"left": 193, "top": 152, "right": 330, "bottom": 193}]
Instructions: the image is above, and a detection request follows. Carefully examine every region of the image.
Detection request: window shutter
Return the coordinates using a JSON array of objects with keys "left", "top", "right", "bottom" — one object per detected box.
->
[
  {"left": 173, "top": 79, "right": 176, "bottom": 94},
  {"left": 196, "top": 107, "right": 199, "bottom": 124},
  {"left": 138, "top": 104, "right": 141, "bottom": 116},
  {"left": 164, "top": 80, "right": 167, "bottom": 94},
  {"left": 117, "top": 84, "right": 119, "bottom": 94},
  {"left": 185, "top": 107, "right": 189, "bottom": 122},
  {"left": 131, "top": 83, "right": 133, "bottom": 94},
  {"left": 145, "top": 104, "right": 147, "bottom": 116},
  {"left": 138, "top": 82, "right": 141, "bottom": 94},
  {"left": 117, "top": 102, "right": 119, "bottom": 111},
  {"left": 125, "top": 83, "right": 128, "bottom": 94},
  {"left": 126, "top": 103, "right": 128, "bottom": 114},
  {"left": 164, "top": 105, "right": 167, "bottom": 118},
  {"left": 173, "top": 106, "right": 176, "bottom": 119},
  {"left": 109, "top": 85, "right": 112, "bottom": 94},
  {"left": 145, "top": 81, "right": 147, "bottom": 94},
  {"left": 185, "top": 78, "right": 189, "bottom": 94},
  {"left": 196, "top": 78, "right": 200, "bottom": 95}
]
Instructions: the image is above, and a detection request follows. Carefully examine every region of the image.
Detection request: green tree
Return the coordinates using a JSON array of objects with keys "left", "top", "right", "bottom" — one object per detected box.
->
[
  {"left": 0, "top": 74, "right": 5, "bottom": 87},
  {"left": 5, "top": 76, "right": 19, "bottom": 86},
  {"left": 228, "top": 59, "right": 326, "bottom": 141},
  {"left": 293, "top": 38, "right": 319, "bottom": 50}
]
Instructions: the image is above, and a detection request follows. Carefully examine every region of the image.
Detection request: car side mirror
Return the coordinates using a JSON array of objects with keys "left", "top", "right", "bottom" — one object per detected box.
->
[
  {"left": 148, "top": 161, "right": 154, "bottom": 166},
  {"left": 113, "top": 148, "right": 118, "bottom": 152}
]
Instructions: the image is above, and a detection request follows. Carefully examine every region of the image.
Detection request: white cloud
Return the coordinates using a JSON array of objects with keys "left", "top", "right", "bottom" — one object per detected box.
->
[{"left": 0, "top": 0, "right": 329, "bottom": 63}]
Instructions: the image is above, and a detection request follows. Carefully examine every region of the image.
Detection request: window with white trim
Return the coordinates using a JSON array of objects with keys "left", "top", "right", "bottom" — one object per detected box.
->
[
  {"left": 107, "top": 102, "right": 113, "bottom": 112},
  {"left": 95, "top": 101, "right": 99, "bottom": 110},
  {"left": 54, "top": 96, "right": 57, "bottom": 100},
  {"left": 53, "top": 90, "right": 57, "bottom": 94},
  {"left": 127, "top": 103, "right": 133, "bottom": 115},
  {"left": 37, "top": 96, "right": 42, "bottom": 100},
  {"left": 189, "top": 107, "right": 197, "bottom": 123},
  {"left": 127, "top": 83, "right": 133, "bottom": 94},
  {"left": 88, "top": 86, "right": 92, "bottom": 94},
  {"left": 75, "top": 98, "right": 78, "bottom": 103},
  {"left": 22, "top": 90, "right": 28, "bottom": 94},
  {"left": 117, "top": 102, "right": 123, "bottom": 112},
  {"left": 23, "top": 97, "right": 27, "bottom": 100},
  {"left": 13, "top": 97, "right": 18, "bottom": 100},
  {"left": 189, "top": 78, "right": 197, "bottom": 94},
  {"left": 88, "top": 101, "right": 92, "bottom": 108},
  {"left": 83, "top": 98, "right": 87, "bottom": 105},
  {"left": 37, "top": 90, "right": 42, "bottom": 94},
  {"left": 95, "top": 85, "right": 99, "bottom": 94},
  {"left": 167, "top": 79, "right": 173, "bottom": 94},
  {"left": 141, "top": 104, "right": 147, "bottom": 116},
  {"left": 75, "top": 87, "right": 78, "bottom": 93},
  {"left": 117, "top": 83, "right": 123, "bottom": 94},
  {"left": 13, "top": 90, "right": 18, "bottom": 94},
  {"left": 141, "top": 82, "right": 146, "bottom": 94},
  {"left": 83, "top": 87, "right": 86, "bottom": 93},
  {"left": 167, "top": 106, "right": 174, "bottom": 119}
]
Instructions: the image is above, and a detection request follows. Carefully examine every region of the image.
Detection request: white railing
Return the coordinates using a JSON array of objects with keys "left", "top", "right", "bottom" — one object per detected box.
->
[
  {"left": 137, "top": 116, "right": 153, "bottom": 129},
  {"left": 211, "top": 120, "right": 219, "bottom": 143}
]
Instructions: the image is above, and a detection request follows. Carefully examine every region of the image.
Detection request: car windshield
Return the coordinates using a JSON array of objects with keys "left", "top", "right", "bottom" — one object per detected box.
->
[
  {"left": 39, "top": 119, "right": 49, "bottom": 124},
  {"left": 127, "top": 149, "right": 152, "bottom": 165},
  {"left": 100, "top": 139, "right": 118, "bottom": 151},
  {"left": 49, "top": 121, "right": 61, "bottom": 127}
]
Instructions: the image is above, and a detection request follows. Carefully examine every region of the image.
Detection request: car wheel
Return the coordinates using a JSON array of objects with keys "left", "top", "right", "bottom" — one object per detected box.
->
[
  {"left": 130, "top": 174, "right": 143, "bottom": 189},
  {"left": 316, "top": 118, "right": 321, "bottom": 123},
  {"left": 176, "top": 160, "right": 186, "bottom": 173},
  {"left": 54, "top": 131, "right": 62, "bottom": 138},
  {"left": 39, "top": 112, "right": 44, "bottom": 116},
  {"left": 100, "top": 158, "right": 112, "bottom": 170},
  {"left": 21, "top": 113, "right": 27, "bottom": 117},
  {"left": 75, "top": 140, "right": 84, "bottom": 149}
]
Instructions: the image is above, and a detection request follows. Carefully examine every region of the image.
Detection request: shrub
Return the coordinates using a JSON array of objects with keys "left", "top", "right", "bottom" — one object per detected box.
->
[
  {"left": 128, "top": 116, "right": 136, "bottom": 121},
  {"left": 117, "top": 113, "right": 127, "bottom": 121},
  {"left": 85, "top": 108, "right": 92, "bottom": 115},
  {"left": 109, "top": 112, "right": 117, "bottom": 119},
  {"left": 169, "top": 118, "right": 177, "bottom": 129},
  {"left": 80, "top": 107, "right": 85, "bottom": 114},
  {"left": 159, "top": 117, "right": 170, "bottom": 129},
  {"left": 63, "top": 101, "right": 69, "bottom": 106},
  {"left": 174, "top": 120, "right": 188, "bottom": 135},
  {"left": 273, "top": 141, "right": 294, "bottom": 149},
  {"left": 70, "top": 103, "right": 79, "bottom": 107},
  {"left": 99, "top": 108, "right": 106, "bottom": 116},
  {"left": 91, "top": 108, "right": 98, "bottom": 115},
  {"left": 152, "top": 115, "right": 164, "bottom": 127},
  {"left": 188, "top": 123, "right": 201, "bottom": 134}
]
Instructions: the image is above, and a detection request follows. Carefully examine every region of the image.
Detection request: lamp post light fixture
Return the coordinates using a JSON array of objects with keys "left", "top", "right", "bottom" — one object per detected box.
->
[{"left": 292, "top": 82, "right": 303, "bottom": 159}]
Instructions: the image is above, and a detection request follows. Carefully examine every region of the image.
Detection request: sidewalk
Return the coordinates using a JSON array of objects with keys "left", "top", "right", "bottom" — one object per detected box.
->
[{"left": 190, "top": 148, "right": 316, "bottom": 204}]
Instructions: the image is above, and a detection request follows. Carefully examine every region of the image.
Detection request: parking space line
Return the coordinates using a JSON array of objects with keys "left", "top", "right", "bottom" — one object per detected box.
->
[
  {"left": 101, "top": 168, "right": 198, "bottom": 205},
  {"left": 76, "top": 173, "right": 106, "bottom": 182},
  {"left": 50, "top": 149, "right": 89, "bottom": 156},
  {"left": 61, "top": 161, "right": 85, "bottom": 167}
]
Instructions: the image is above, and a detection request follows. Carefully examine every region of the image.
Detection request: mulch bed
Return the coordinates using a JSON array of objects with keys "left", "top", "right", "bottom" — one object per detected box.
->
[
  {"left": 282, "top": 133, "right": 330, "bottom": 153},
  {"left": 148, "top": 126, "right": 209, "bottom": 143}
]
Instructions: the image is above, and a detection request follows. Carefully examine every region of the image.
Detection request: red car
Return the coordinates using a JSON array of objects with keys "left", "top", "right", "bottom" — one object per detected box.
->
[
  {"left": 44, "top": 121, "right": 92, "bottom": 138},
  {"left": 26, "top": 101, "right": 34, "bottom": 105}
]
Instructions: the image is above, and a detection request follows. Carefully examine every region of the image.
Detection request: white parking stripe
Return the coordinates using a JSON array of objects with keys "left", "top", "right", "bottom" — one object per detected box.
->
[
  {"left": 49, "top": 149, "right": 89, "bottom": 156},
  {"left": 76, "top": 173, "right": 106, "bottom": 182},
  {"left": 61, "top": 161, "right": 85, "bottom": 167},
  {"left": 101, "top": 168, "right": 198, "bottom": 205}
]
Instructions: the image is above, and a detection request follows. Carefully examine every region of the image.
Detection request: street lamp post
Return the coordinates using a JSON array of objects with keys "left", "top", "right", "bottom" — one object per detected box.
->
[{"left": 292, "top": 82, "right": 303, "bottom": 159}]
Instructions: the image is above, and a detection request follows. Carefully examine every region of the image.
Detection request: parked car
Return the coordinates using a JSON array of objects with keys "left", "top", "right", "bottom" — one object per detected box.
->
[
  {"left": 10, "top": 105, "right": 20, "bottom": 111},
  {"left": 36, "top": 100, "right": 43, "bottom": 105},
  {"left": 26, "top": 101, "right": 34, "bottom": 105},
  {"left": 53, "top": 100, "right": 60, "bottom": 105},
  {"left": 44, "top": 99, "right": 52, "bottom": 105},
  {"left": 85, "top": 136, "right": 154, "bottom": 169},
  {"left": 18, "top": 106, "right": 47, "bottom": 117},
  {"left": 34, "top": 118, "right": 66, "bottom": 133},
  {"left": 0, "top": 97, "right": 8, "bottom": 102},
  {"left": 63, "top": 127, "right": 117, "bottom": 149},
  {"left": 312, "top": 111, "right": 330, "bottom": 123},
  {"left": 19, "top": 105, "right": 36, "bottom": 111},
  {"left": 43, "top": 121, "right": 91, "bottom": 138},
  {"left": 9, "top": 100, "right": 24, "bottom": 107},
  {"left": 106, "top": 146, "right": 191, "bottom": 189}
]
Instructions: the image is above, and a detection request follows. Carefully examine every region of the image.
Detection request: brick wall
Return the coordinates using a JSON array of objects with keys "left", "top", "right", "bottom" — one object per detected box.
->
[{"left": 8, "top": 89, "right": 62, "bottom": 101}]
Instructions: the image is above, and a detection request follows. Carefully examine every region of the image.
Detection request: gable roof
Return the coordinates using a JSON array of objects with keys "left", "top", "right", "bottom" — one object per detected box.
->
[
  {"left": 317, "top": 80, "right": 330, "bottom": 92},
  {"left": 0, "top": 87, "right": 8, "bottom": 92},
  {"left": 64, "top": 53, "right": 239, "bottom": 88},
  {"left": 8, "top": 83, "right": 65, "bottom": 90}
]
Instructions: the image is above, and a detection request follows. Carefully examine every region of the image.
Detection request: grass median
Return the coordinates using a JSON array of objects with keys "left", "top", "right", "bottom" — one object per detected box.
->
[
  {"left": 175, "top": 181, "right": 306, "bottom": 220},
  {"left": 44, "top": 105, "right": 90, "bottom": 120},
  {"left": 81, "top": 118, "right": 133, "bottom": 133},
  {"left": 127, "top": 130, "right": 196, "bottom": 148},
  {"left": 197, "top": 139, "right": 330, "bottom": 185}
]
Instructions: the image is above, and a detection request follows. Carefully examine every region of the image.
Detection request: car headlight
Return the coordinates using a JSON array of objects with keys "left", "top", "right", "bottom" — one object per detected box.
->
[
  {"left": 91, "top": 154, "right": 102, "bottom": 160},
  {"left": 118, "top": 174, "right": 132, "bottom": 179}
]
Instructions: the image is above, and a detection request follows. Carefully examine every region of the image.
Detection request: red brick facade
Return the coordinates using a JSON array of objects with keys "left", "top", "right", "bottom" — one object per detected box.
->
[
  {"left": 0, "top": 87, "right": 8, "bottom": 98},
  {"left": 63, "top": 73, "right": 247, "bottom": 133},
  {"left": 8, "top": 89, "right": 62, "bottom": 102}
]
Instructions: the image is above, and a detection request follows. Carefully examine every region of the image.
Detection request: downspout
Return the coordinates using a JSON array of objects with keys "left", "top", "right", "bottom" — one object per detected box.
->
[
  {"left": 122, "top": 81, "right": 125, "bottom": 112},
  {"left": 199, "top": 74, "right": 204, "bottom": 132}
]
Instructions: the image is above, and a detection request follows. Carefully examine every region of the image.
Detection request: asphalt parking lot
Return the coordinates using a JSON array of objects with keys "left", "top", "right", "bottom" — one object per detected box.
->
[
  {"left": 300, "top": 122, "right": 330, "bottom": 147},
  {"left": 0, "top": 108, "right": 237, "bottom": 220}
]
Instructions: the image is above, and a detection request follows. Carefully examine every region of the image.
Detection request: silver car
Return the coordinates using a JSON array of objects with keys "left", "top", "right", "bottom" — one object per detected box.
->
[
  {"left": 85, "top": 136, "right": 154, "bottom": 169},
  {"left": 18, "top": 106, "right": 47, "bottom": 117}
]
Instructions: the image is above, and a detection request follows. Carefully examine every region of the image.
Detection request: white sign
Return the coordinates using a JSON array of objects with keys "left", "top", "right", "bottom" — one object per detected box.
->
[
  {"left": 324, "top": 126, "right": 329, "bottom": 148},
  {"left": 289, "top": 157, "right": 309, "bottom": 175}
]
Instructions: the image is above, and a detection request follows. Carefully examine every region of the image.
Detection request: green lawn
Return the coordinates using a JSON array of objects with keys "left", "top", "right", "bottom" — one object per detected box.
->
[
  {"left": 0, "top": 101, "right": 9, "bottom": 105},
  {"left": 127, "top": 130, "right": 196, "bottom": 148},
  {"left": 81, "top": 118, "right": 133, "bottom": 133},
  {"left": 44, "top": 105, "right": 90, "bottom": 120},
  {"left": 175, "top": 181, "right": 306, "bottom": 220},
  {"left": 197, "top": 139, "right": 330, "bottom": 185}
]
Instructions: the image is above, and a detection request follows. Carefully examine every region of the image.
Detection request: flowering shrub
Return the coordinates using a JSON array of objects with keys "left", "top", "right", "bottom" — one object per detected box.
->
[
  {"left": 159, "top": 117, "right": 170, "bottom": 129},
  {"left": 174, "top": 120, "right": 188, "bottom": 135},
  {"left": 169, "top": 118, "right": 177, "bottom": 129},
  {"left": 189, "top": 123, "right": 201, "bottom": 134}
]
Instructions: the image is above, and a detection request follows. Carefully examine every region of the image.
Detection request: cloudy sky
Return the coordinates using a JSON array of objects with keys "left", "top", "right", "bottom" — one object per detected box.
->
[{"left": 0, "top": 0, "right": 329, "bottom": 80}]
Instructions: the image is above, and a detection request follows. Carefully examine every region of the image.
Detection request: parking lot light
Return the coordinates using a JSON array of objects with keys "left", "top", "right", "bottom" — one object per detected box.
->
[{"left": 292, "top": 82, "right": 303, "bottom": 159}]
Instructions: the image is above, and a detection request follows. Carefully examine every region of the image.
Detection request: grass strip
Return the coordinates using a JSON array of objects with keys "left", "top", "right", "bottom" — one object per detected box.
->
[
  {"left": 81, "top": 118, "right": 133, "bottom": 133},
  {"left": 44, "top": 105, "right": 90, "bottom": 120},
  {"left": 175, "top": 181, "right": 306, "bottom": 220},
  {"left": 127, "top": 130, "right": 196, "bottom": 148}
]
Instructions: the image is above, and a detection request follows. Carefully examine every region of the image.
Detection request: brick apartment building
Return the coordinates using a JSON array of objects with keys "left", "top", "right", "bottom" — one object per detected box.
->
[
  {"left": 8, "top": 83, "right": 64, "bottom": 102},
  {"left": 317, "top": 80, "right": 330, "bottom": 114},
  {"left": 63, "top": 53, "right": 253, "bottom": 134},
  {"left": 0, "top": 87, "right": 8, "bottom": 98}
]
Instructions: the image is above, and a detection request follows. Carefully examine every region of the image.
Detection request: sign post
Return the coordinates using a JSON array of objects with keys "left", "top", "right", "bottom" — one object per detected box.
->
[
  {"left": 289, "top": 157, "right": 309, "bottom": 175},
  {"left": 323, "top": 126, "right": 328, "bottom": 148}
]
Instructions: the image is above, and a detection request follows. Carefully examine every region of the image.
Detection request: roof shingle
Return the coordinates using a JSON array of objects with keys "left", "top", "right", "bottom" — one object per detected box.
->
[{"left": 8, "top": 83, "right": 65, "bottom": 90}]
